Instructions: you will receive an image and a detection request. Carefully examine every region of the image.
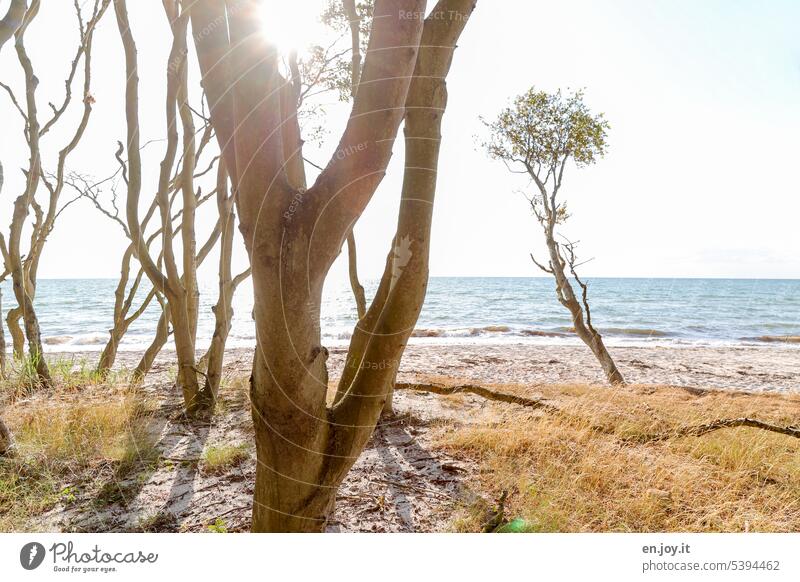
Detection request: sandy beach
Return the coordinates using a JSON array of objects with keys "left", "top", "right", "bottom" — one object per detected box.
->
[{"left": 94, "top": 342, "right": 800, "bottom": 394}]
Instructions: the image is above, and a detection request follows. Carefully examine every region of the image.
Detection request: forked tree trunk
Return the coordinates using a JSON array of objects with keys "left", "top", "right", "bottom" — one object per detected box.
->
[
  {"left": 97, "top": 246, "right": 156, "bottom": 376},
  {"left": 193, "top": 0, "right": 474, "bottom": 532},
  {"left": 3, "top": 0, "right": 108, "bottom": 386}
]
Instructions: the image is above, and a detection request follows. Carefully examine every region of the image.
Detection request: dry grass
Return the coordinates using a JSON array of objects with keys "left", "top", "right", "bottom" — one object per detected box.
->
[
  {"left": 3, "top": 361, "right": 799, "bottom": 533},
  {"left": 0, "top": 364, "right": 158, "bottom": 531},
  {"left": 436, "top": 383, "right": 800, "bottom": 533},
  {"left": 201, "top": 444, "right": 250, "bottom": 475}
]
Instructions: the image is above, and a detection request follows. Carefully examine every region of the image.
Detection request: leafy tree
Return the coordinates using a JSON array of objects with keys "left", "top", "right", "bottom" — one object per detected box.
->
[{"left": 483, "top": 87, "right": 624, "bottom": 385}]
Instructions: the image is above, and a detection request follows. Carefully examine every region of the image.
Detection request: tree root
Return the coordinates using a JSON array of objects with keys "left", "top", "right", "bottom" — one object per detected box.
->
[
  {"left": 625, "top": 418, "right": 800, "bottom": 443},
  {"left": 394, "top": 382, "right": 559, "bottom": 412},
  {"left": 396, "top": 382, "right": 800, "bottom": 443}
]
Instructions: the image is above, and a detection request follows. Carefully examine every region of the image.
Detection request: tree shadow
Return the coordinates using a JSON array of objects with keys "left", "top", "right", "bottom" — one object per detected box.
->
[
  {"left": 371, "top": 414, "right": 465, "bottom": 532},
  {"left": 63, "top": 398, "right": 175, "bottom": 532}
]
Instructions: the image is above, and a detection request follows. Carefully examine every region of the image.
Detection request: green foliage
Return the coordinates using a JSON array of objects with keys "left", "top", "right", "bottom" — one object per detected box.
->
[
  {"left": 295, "top": 0, "right": 375, "bottom": 142},
  {"left": 482, "top": 87, "right": 609, "bottom": 183},
  {"left": 207, "top": 518, "right": 228, "bottom": 533}
]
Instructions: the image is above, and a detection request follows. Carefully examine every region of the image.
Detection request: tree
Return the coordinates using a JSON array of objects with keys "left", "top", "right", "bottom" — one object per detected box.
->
[
  {"left": 0, "top": 0, "right": 110, "bottom": 386},
  {"left": 67, "top": 138, "right": 222, "bottom": 379},
  {"left": 483, "top": 87, "right": 624, "bottom": 385},
  {"left": 191, "top": 0, "right": 475, "bottom": 531},
  {"left": 0, "top": 0, "right": 27, "bottom": 459},
  {"left": 113, "top": 0, "right": 226, "bottom": 415}
]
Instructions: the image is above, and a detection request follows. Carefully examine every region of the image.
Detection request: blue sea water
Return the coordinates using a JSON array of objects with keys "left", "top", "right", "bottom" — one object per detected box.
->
[{"left": 1, "top": 277, "right": 799, "bottom": 352}]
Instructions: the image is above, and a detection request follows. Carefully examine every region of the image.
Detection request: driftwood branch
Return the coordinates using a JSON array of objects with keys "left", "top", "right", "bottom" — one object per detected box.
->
[
  {"left": 395, "top": 382, "right": 558, "bottom": 413},
  {"left": 398, "top": 382, "right": 800, "bottom": 444},
  {"left": 627, "top": 418, "right": 800, "bottom": 443}
]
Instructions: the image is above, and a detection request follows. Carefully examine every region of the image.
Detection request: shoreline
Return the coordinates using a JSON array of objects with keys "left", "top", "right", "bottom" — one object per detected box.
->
[{"left": 39, "top": 342, "right": 800, "bottom": 394}]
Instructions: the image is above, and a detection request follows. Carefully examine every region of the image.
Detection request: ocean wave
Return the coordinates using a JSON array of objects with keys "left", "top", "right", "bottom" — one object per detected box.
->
[
  {"left": 73, "top": 334, "right": 108, "bottom": 346},
  {"left": 602, "top": 327, "right": 672, "bottom": 338},
  {"left": 556, "top": 326, "right": 670, "bottom": 337},
  {"left": 745, "top": 335, "right": 800, "bottom": 344},
  {"left": 520, "top": 329, "right": 568, "bottom": 337},
  {"left": 44, "top": 335, "right": 73, "bottom": 345},
  {"left": 411, "top": 326, "right": 565, "bottom": 338}
]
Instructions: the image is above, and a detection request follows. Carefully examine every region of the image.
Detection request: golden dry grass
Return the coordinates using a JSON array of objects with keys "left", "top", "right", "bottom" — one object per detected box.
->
[
  {"left": 435, "top": 383, "right": 800, "bottom": 533},
  {"left": 3, "top": 365, "right": 799, "bottom": 533},
  {"left": 0, "top": 368, "right": 157, "bottom": 531}
]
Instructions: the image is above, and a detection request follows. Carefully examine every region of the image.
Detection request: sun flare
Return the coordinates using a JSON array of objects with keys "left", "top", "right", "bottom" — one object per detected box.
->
[{"left": 258, "top": 0, "right": 327, "bottom": 55}]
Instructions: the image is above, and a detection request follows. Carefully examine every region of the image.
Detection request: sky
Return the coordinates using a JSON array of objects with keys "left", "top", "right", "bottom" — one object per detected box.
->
[{"left": 0, "top": 0, "right": 798, "bottom": 283}]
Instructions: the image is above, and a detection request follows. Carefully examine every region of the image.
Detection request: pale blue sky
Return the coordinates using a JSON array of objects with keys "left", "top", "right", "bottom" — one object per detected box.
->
[{"left": 0, "top": 0, "right": 798, "bottom": 281}]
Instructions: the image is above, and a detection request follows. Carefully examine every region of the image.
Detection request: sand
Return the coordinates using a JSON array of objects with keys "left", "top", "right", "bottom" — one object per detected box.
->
[{"left": 101, "top": 342, "right": 800, "bottom": 394}]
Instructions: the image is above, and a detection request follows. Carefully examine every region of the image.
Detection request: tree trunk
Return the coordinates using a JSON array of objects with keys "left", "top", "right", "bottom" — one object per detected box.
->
[
  {"left": 343, "top": 0, "right": 368, "bottom": 322},
  {"left": 0, "top": 288, "right": 6, "bottom": 377},
  {"left": 200, "top": 164, "right": 249, "bottom": 398},
  {"left": 132, "top": 305, "right": 170, "bottom": 383},
  {"left": 544, "top": 233, "right": 624, "bottom": 385},
  {"left": 346, "top": 232, "right": 367, "bottom": 319},
  {"left": 0, "top": 0, "right": 26, "bottom": 50},
  {"left": 11, "top": 274, "right": 49, "bottom": 385},
  {"left": 6, "top": 306, "right": 23, "bottom": 359},
  {"left": 193, "top": 0, "right": 473, "bottom": 531},
  {"left": 114, "top": 0, "right": 206, "bottom": 415},
  {"left": 0, "top": 417, "right": 13, "bottom": 456}
]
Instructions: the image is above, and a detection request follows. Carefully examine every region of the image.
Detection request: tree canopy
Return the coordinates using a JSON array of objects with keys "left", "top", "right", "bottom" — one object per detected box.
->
[{"left": 482, "top": 87, "right": 609, "bottom": 190}]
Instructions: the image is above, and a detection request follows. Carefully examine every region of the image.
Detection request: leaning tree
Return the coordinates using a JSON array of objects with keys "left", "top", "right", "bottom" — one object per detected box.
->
[
  {"left": 190, "top": 0, "right": 476, "bottom": 531},
  {"left": 483, "top": 87, "right": 624, "bottom": 385}
]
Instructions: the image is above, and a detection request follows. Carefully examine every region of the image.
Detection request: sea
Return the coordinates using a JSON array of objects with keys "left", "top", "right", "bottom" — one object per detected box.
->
[{"left": 1, "top": 277, "right": 799, "bottom": 353}]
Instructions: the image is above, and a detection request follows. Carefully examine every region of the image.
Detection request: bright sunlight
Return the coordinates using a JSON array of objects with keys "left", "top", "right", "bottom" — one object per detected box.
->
[{"left": 258, "top": 0, "right": 328, "bottom": 54}]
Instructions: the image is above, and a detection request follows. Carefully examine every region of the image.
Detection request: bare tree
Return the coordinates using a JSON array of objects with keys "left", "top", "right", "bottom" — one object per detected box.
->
[
  {"left": 191, "top": 0, "right": 475, "bottom": 531},
  {"left": 113, "top": 0, "right": 225, "bottom": 415},
  {"left": 0, "top": 0, "right": 110, "bottom": 386},
  {"left": 69, "top": 123, "right": 221, "bottom": 378},
  {"left": 483, "top": 88, "right": 624, "bottom": 385}
]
